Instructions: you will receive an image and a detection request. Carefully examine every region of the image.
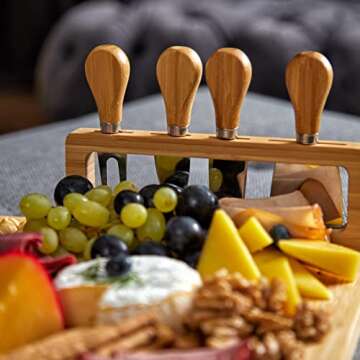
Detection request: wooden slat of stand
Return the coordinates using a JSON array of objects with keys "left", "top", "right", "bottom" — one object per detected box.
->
[
  {"left": 66, "top": 129, "right": 360, "bottom": 250},
  {"left": 305, "top": 275, "right": 360, "bottom": 360}
]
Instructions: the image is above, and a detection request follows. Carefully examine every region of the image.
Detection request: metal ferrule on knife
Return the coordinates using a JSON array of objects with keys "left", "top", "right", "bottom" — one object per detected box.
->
[
  {"left": 100, "top": 122, "right": 120, "bottom": 134},
  {"left": 167, "top": 125, "right": 189, "bottom": 137},
  {"left": 216, "top": 127, "right": 238, "bottom": 140},
  {"left": 296, "top": 132, "right": 319, "bottom": 145}
]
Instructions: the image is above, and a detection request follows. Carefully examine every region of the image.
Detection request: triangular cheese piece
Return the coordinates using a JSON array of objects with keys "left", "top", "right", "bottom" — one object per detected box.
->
[
  {"left": 288, "top": 258, "right": 332, "bottom": 300},
  {"left": 254, "top": 249, "right": 301, "bottom": 315},
  {"left": 197, "top": 209, "right": 260, "bottom": 281},
  {"left": 238, "top": 216, "right": 273, "bottom": 253},
  {"left": 279, "top": 240, "right": 360, "bottom": 282}
]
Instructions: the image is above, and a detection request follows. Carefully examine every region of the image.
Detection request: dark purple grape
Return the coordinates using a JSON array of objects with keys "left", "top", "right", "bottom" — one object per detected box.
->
[
  {"left": 165, "top": 216, "right": 205, "bottom": 256},
  {"left": 139, "top": 184, "right": 160, "bottom": 208},
  {"left": 132, "top": 241, "right": 168, "bottom": 256},
  {"left": 181, "top": 250, "right": 201, "bottom": 268},
  {"left": 54, "top": 175, "right": 93, "bottom": 205},
  {"left": 106, "top": 254, "right": 132, "bottom": 276},
  {"left": 161, "top": 183, "right": 183, "bottom": 195},
  {"left": 91, "top": 235, "right": 128, "bottom": 259},
  {"left": 164, "top": 171, "right": 189, "bottom": 188},
  {"left": 176, "top": 185, "right": 218, "bottom": 228},
  {"left": 270, "top": 224, "right": 291, "bottom": 246},
  {"left": 114, "top": 190, "right": 144, "bottom": 214}
]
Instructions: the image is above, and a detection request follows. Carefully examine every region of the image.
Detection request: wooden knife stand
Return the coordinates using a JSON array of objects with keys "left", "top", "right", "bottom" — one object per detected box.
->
[
  {"left": 65, "top": 128, "right": 360, "bottom": 250},
  {"left": 64, "top": 46, "right": 360, "bottom": 250}
]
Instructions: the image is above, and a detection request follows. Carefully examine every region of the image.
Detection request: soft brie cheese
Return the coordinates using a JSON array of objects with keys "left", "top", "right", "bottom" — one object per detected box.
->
[
  {"left": 55, "top": 256, "right": 201, "bottom": 325},
  {"left": 100, "top": 256, "right": 201, "bottom": 308}
]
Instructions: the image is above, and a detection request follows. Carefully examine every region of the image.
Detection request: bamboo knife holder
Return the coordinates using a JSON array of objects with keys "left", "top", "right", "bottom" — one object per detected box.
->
[
  {"left": 65, "top": 130, "right": 360, "bottom": 249},
  {"left": 65, "top": 46, "right": 360, "bottom": 251}
]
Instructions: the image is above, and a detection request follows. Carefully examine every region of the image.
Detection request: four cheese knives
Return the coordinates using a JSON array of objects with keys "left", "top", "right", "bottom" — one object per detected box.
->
[
  {"left": 272, "top": 51, "right": 343, "bottom": 225},
  {"left": 205, "top": 48, "right": 252, "bottom": 197},
  {"left": 155, "top": 46, "right": 202, "bottom": 187},
  {"left": 85, "top": 44, "right": 130, "bottom": 185}
]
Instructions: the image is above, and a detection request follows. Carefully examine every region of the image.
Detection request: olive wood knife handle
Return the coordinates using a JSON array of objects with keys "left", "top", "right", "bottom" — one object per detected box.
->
[
  {"left": 286, "top": 51, "right": 333, "bottom": 144},
  {"left": 156, "top": 46, "right": 202, "bottom": 136},
  {"left": 205, "top": 48, "right": 252, "bottom": 139},
  {"left": 85, "top": 44, "right": 130, "bottom": 134}
]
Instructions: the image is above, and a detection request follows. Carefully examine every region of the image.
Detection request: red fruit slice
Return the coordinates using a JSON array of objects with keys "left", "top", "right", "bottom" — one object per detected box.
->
[
  {"left": 0, "top": 232, "right": 77, "bottom": 276},
  {"left": 0, "top": 232, "right": 41, "bottom": 254},
  {"left": 0, "top": 252, "right": 64, "bottom": 353}
]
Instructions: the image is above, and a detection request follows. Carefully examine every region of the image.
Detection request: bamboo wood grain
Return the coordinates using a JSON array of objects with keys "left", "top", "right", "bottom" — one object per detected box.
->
[
  {"left": 156, "top": 46, "right": 202, "bottom": 131},
  {"left": 286, "top": 51, "right": 333, "bottom": 139},
  {"left": 304, "top": 274, "right": 360, "bottom": 360},
  {"left": 85, "top": 45, "right": 130, "bottom": 131},
  {"left": 205, "top": 48, "right": 252, "bottom": 135},
  {"left": 65, "top": 128, "right": 360, "bottom": 249}
]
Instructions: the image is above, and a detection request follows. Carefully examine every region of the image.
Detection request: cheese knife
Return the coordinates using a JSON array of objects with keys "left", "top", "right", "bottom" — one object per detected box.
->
[
  {"left": 85, "top": 44, "right": 130, "bottom": 185},
  {"left": 155, "top": 46, "right": 202, "bottom": 186},
  {"left": 205, "top": 48, "right": 252, "bottom": 197},
  {"left": 272, "top": 51, "right": 343, "bottom": 225}
]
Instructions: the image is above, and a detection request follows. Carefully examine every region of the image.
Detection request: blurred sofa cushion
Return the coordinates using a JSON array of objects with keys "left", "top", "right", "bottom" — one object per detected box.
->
[{"left": 36, "top": 0, "right": 360, "bottom": 120}]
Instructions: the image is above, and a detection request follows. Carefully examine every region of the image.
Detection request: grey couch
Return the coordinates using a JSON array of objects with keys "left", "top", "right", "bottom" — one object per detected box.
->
[{"left": 37, "top": 0, "right": 360, "bottom": 121}]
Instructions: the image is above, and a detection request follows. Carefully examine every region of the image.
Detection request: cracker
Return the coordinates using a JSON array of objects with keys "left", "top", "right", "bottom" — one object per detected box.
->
[
  {"left": 2, "top": 312, "right": 156, "bottom": 360},
  {"left": 95, "top": 325, "right": 157, "bottom": 355}
]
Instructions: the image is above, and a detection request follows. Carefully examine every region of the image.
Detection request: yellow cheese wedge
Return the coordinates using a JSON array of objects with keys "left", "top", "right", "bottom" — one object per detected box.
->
[
  {"left": 288, "top": 258, "right": 332, "bottom": 300},
  {"left": 197, "top": 209, "right": 260, "bottom": 281},
  {"left": 238, "top": 216, "right": 273, "bottom": 253},
  {"left": 278, "top": 240, "right": 360, "bottom": 282},
  {"left": 254, "top": 249, "right": 301, "bottom": 315}
]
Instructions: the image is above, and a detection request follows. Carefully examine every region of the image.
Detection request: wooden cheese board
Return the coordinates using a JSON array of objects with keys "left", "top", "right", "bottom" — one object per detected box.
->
[
  {"left": 304, "top": 275, "right": 360, "bottom": 360},
  {"left": 3, "top": 45, "right": 360, "bottom": 359}
]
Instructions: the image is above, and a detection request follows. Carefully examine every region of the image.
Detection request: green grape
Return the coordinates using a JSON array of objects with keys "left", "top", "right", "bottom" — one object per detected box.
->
[
  {"left": 63, "top": 193, "right": 88, "bottom": 213},
  {"left": 38, "top": 227, "right": 59, "bottom": 254},
  {"left": 23, "top": 218, "right": 47, "bottom": 232},
  {"left": 85, "top": 186, "right": 112, "bottom": 207},
  {"left": 130, "top": 237, "right": 140, "bottom": 251},
  {"left": 59, "top": 227, "right": 88, "bottom": 253},
  {"left": 136, "top": 208, "right": 166, "bottom": 242},
  {"left": 209, "top": 167, "right": 223, "bottom": 192},
  {"left": 19, "top": 193, "right": 52, "bottom": 220},
  {"left": 52, "top": 245, "right": 70, "bottom": 257},
  {"left": 120, "top": 203, "right": 148, "bottom": 228},
  {"left": 113, "top": 181, "right": 138, "bottom": 196},
  {"left": 153, "top": 187, "right": 177, "bottom": 213},
  {"left": 83, "top": 237, "right": 96, "bottom": 260},
  {"left": 47, "top": 206, "right": 71, "bottom": 230},
  {"left": 73, "top": 200, "right": 110, "bottom": 228},
  {"left": 107, "top": 224, "right": 134, "bottom": 247},
  {"left": 97, "top": 185, "right": 112, "bottom": 193}
]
